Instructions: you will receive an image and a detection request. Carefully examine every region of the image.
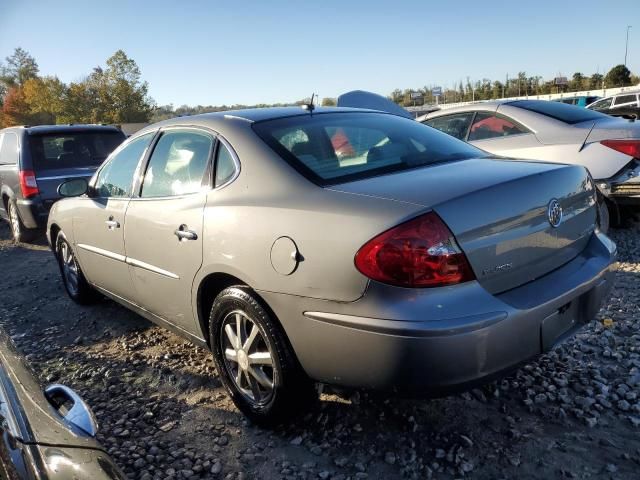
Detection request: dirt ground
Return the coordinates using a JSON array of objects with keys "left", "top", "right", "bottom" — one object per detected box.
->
[{"left": 0, "top": 220, "right": 639, "bottom": 480}]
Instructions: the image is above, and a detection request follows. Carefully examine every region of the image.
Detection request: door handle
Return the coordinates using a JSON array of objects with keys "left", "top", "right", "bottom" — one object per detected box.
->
[
  {"left": 105, "top": 217, "right": 120, "bottom": 229},
  {"left": 174, "top": 225, "right": 198, "bottom": 241}
]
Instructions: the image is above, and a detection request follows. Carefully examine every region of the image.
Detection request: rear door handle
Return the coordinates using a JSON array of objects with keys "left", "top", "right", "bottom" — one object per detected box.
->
[
  {"left": 175, "top": 225, "right": 198, "bottom": 241},
  {"left": 105, "top": 217, "right": 120, "bottom": 229}
]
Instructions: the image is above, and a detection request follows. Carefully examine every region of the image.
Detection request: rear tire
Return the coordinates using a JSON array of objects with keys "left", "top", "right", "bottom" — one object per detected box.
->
[
  {"left": 8, "top": 200, "right": 36, "bottom": 243},
  {"left": 209, "top": 286, "right": 316, "bottom": 425},
  {"left": 56, "top": 233, "right": 98, "bottom": 304}
]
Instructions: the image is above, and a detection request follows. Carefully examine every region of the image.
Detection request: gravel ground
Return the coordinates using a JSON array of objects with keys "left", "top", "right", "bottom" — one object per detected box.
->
[{"left": 0, "top": 221, "right": 639, "bottom": 479}]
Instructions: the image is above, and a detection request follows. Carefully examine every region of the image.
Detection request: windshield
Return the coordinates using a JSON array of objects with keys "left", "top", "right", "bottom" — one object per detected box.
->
[
  {"left": 252, "top": 112, "right": 485, "bottom": 185},
  {"left": 509, "top": 100, "right": 607, "bottom": 124},
  {"left": 28, "top": 131, "right": 125, "bottom": 171}
]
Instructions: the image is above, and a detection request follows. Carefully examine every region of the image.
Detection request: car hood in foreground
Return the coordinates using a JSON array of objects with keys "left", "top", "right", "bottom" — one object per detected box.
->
[{"left": 0, "top": 330, "right": 101, "bottom": 450}]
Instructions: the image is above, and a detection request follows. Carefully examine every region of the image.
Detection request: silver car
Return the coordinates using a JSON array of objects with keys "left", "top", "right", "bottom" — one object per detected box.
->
[
  {"left": 47, "top": 107, "right": 616, "bottom": 424},
  {"left": 418, "top": 100, "right": 640, "bottom": 227}
]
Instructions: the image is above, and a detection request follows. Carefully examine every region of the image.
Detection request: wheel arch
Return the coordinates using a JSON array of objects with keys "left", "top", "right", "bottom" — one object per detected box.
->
[{"left": 195, "top": 271, "right": 283, "bottom": 350}]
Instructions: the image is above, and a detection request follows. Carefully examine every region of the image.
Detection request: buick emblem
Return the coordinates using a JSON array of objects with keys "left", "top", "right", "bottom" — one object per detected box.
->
[{"left": 547, "top": 199, "right": 563, "bottom": 228}]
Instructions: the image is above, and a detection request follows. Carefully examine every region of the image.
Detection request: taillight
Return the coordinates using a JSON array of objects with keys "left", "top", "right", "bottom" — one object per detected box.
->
[
  {"left": 354, "top": 212, "right": 475, "bottom": 288},
  {"left": 600, "top": 139, "right": 640, "bottom": 158},
  {"left": 19, "top": 170, "right": 39, "bottom": 198}
]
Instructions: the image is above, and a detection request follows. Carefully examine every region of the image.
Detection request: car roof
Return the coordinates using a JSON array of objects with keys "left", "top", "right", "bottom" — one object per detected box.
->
[
  {"left": 0, "top": 124, "right": 123, "bottom": 135},
  {"left": 135, "top": 106, "right": 388, "bottom": 138},
  {"left": 159, "top": 106, "right": 378, "bottom": 124}
]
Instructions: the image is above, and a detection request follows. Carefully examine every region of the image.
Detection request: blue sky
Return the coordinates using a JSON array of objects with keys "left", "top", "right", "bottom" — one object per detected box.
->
[{"left": 1, "top": 0, "right": 638, "bottom": 106}]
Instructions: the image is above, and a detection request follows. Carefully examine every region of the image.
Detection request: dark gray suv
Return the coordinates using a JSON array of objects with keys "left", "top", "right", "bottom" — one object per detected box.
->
[{"left": 0, "top": 125, "right": 125, "bottom": 242}]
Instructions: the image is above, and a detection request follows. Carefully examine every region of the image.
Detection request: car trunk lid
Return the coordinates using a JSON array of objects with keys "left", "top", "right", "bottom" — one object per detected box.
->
[{"left": 331, "top": 158, "right": 597, "bottom": 294}]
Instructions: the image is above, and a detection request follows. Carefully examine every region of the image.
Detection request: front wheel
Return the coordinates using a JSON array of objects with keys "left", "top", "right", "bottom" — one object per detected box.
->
[
  {"left": 209, "top": 287, "right": 316, "bottom": 425},
  {"left": 56, "top": 233, "right": 98, "bottom": 304}
]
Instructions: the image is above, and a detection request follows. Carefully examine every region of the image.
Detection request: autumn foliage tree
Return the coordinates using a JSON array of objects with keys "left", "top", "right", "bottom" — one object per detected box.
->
[{"left": 0, "top": 47, "right": 154, "bottom": 127}]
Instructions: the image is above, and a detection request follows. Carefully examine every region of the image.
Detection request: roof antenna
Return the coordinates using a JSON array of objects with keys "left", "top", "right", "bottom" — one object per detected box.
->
[{"left": 302, "top": 93, "right": 315, "bottom": 113}]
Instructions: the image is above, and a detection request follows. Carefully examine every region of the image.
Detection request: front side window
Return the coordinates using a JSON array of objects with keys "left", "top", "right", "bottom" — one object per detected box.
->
[
  {"left": 613, "top": 94, "right": 638, "bottom": 107},
  {"left": 468, "top": 113, "right": 529, "bottom": 141},
  {"left": 141, "top": 130, "right": 213, "bottom": 198},
  {"left": 253, "top": 112, "right": 485, "bottom": 185},
  {"left": 95, "top": 132, "right": 154, "bottom": 198},
  {"left": 0, "top": 133, "right": 18, "bottom": 165},
  {"left": 423, "top": 113, "right": 475, "bottom": 140}
]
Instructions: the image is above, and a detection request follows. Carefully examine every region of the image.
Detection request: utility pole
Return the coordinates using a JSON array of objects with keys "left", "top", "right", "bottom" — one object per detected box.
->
[{"left": 625, "top": 26, "right": 632, "bottom": 66}]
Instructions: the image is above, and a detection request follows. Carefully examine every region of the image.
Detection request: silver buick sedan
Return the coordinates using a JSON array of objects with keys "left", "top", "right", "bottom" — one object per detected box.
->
[{"left": 47, "top": 107, "right": 616, "bottom": 424}]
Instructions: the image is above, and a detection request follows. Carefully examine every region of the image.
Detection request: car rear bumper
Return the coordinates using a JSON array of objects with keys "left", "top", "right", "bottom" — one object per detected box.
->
[
  {"left": 260, "top": 231, "right": 616, "bottom": 392},
  {"left": 16, "top": 197, "right": 49, "bottom": 229}
]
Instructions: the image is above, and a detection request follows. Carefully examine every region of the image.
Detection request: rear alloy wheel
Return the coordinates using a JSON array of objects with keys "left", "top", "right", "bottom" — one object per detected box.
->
[
  {"left": 209, "top": 287, "right": 315, "bottom": 425},
  {"left": 221, "top": 310, "right": 275, "bottom": 405},
  {"left": 8, "top": 201, "right": 36, "bottom": 243},
  {"left": 56, "top": 233, "right": 98, "bottom": 304}
]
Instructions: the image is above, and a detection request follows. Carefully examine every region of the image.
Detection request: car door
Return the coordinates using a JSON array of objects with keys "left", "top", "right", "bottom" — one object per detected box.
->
[
  {"left": 73, "top": 132, "right": 155, "bottom": 301},
  {"left": 464, "top": 111, "right": 541, "bottom": 157},
  {"left": 123, "top": 127, "right": 217, "bottom": 335}
]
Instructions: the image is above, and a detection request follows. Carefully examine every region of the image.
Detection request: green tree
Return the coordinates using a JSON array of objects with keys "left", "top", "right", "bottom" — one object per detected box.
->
[
  {"left": 590, "top": 73, "right": 604, "bottom": 89},
  {"left": 321, "top": 97, "right": 336, "bottom": 106},
  {"left": 604, "top": 64, "right": 632, "bottom": 87},
  {"left": 0, "top": 47, "right": 39, "bottom": 87},
  {"left": 103, "top": 50, "right": 154, "bottom": 122}
]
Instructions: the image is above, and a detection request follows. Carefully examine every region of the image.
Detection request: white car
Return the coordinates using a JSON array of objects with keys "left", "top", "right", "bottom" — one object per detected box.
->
[{"left": 417, "top": 100, "right": 640, "bottom": 226}]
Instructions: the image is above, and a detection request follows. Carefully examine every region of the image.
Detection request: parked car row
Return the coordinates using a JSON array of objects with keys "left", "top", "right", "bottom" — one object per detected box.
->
[
  {"left": 586, "top": 90, "right": 640, "bottom": 120},
  {"left": 0, "top": 95, "right": 629, "bottom": 445}
]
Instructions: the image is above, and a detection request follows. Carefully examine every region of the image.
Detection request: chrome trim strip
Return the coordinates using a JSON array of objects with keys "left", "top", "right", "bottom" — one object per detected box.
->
[
  {"left": 37, "top": 173, "right": 95, "bottom": 181},
  {"left": 126, "top": 257, "right": 180, "bottom": 279},
  {"left": 77, "top": 246, "right": 179, "bottom": 279},
  {"left": 77, "top": 243, "right": 126, "bottom": 262}
]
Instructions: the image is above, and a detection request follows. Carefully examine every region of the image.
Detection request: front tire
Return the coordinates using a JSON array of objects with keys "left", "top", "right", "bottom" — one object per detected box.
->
[
  {"left": 8, "top": 200, "right": 36, "bottom": 243},
  {"left": 209, "top": 286, "right": 315, "bottom": 425},
  {"left": 56, "top": 233, "right": 98, "bottom": 304}
]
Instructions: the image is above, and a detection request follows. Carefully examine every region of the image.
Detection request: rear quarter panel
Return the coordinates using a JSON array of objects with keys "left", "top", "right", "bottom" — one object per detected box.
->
[{"left": 193, "top": 125, "right": 422, "bottom": 303}]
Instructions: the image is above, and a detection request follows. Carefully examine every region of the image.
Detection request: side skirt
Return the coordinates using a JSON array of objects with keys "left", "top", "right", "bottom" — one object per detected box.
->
[{"left": 92, "top": 285, "right": 209, "bottom": 349}]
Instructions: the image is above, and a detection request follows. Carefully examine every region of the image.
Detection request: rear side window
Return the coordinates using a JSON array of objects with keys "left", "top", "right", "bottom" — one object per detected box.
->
[
  {"left": 468, "top": 113, "right": 529, "bottom": 141},
  {"left": 141, "top": 130, "right": 213, "bottom": 198},
  {"left": 28, "top": 131, "right": 125, "bottom": 171},
  {"left": 0, "top": 133, "right": 19, "bottom": 165},
  {"left": 613, "top": 94, "right": 638, "bottom": 106},
  {"left": 95, "top": 133, "right": 154, "bottom": 198},
  {"left": 423, "top": 113, "right": 474, "bottom": 140},
  {"left": 215, "top": 142, "right": 238, "bottom": 187},
  {"left": 510, "top": 100, "right": 606, "bottom": 124},
  {"left": 253, "top": 112, "right": 484, "bottom": 185},
  {"left": 589, "top": 98, "right": 612, "bottom": 111}
]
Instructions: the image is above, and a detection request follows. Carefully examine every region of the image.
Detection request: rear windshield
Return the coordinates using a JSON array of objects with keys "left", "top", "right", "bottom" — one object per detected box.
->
[
  {"left": 28, "top": 131, "right": 125, "bottom": 170},
  {"left": 508, "top": 100, "right": 607, "bottom": 124},
  {"left": 252, "top": 112, "right": 485, "bottom": 185}
]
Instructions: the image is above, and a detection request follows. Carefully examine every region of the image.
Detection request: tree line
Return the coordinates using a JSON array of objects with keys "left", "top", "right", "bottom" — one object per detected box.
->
[
  {"left": 388, "top": 65, "right": 639, "bottom": 107},
  {"left": 0, "top": 47, "right": 154, "bottom": 127},
  {"left": 1, "top": 46, "right": 638, "bottom": 127}
]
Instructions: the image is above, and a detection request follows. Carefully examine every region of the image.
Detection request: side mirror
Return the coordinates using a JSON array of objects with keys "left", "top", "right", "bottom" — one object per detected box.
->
[
  {"left": 58, "top": 178, "right": 88, "bottom": 197},
  {"left": 45, "top": 384, "right": 98, "bottom": 437}
]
